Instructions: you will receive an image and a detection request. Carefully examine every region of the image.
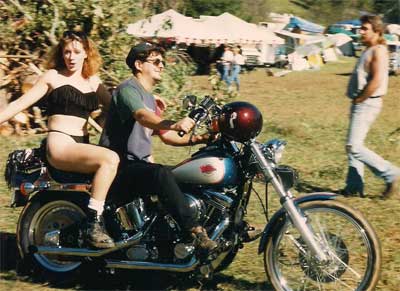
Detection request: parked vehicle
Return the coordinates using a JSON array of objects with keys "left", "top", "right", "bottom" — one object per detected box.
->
[
  {"left": 241, "top": 47, "right": 262, "bottom": 70},
  {"left": 388, "top": 41, "right": 400, "bottom": 76},
  {"left": 5, "top": 96, "right": 381, "bottom": 290}
]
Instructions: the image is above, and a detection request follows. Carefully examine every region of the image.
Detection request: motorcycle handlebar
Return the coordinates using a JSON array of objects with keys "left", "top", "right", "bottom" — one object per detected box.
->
[
  {"left": 178, "top": 96, "right": 217, "bottom": 137},
  {"left": 178, "top": 108, "right": 207, "bottom": 137}
]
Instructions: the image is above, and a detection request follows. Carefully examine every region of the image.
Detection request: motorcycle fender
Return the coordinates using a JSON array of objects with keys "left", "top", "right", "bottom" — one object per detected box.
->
[{"left": 257, "top": 192, "right": 337, "bottom": 254}]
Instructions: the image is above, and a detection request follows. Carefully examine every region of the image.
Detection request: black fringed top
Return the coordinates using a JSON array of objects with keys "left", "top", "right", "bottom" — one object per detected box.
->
[{"left": 47, "top": 85, "right": 99, "bottom": 119}]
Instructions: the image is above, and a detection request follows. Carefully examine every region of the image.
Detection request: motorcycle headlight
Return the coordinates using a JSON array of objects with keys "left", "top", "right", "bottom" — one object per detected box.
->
[{"left": 261, "top": 139, "right": 287, "bottom": 164}]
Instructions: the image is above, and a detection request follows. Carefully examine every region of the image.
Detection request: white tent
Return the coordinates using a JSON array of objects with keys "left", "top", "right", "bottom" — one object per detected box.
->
[
  {"left": 126, "top": 9, "right": 208, "bottom": 44},
  {"left": 276, "top": 30, "right": 326, "bottom": 45},
  {"left": 201, "top": 12, "right": 270, "bottom": 44},
  {"left": 387, "top": 24, "right": 400, "bottom": 36},
  {"left": 327, "top": 33, "right": 353, "bottom": 47},
  {"left": 127, "top": 9, "right": 284, "bottom": 46}
]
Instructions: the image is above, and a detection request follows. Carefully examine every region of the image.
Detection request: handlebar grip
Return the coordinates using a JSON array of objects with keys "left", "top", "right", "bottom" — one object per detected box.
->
[{"left": 178, "top": 130, "right": 186, "bottom": 137}]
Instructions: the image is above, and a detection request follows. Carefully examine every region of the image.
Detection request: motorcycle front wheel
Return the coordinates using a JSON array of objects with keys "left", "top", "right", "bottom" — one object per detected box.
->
[
  {"left": 264, "top": 200, "right": 381, "bottom": 291},
  {"left": 17, "top": 192, "right": 87, "bottom": 281}
]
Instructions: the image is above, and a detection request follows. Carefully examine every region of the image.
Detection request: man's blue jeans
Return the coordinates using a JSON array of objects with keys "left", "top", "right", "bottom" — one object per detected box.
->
[
  {"left": 345, "top": 97, "right": 400, "bottom": 194},
  {"left": 222, "top": 64, "right": 230, "bottom": 84},
  {"left": 227, "top": 64, "right": 241, "bottom": 90}
]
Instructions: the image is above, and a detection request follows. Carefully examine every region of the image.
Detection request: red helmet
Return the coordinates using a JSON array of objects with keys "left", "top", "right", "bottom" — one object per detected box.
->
[{"left": 218, "top": 101, "right": 263, "bottom": 142}]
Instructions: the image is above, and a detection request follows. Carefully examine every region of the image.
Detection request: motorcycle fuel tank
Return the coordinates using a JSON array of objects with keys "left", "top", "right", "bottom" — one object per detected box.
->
[{"left": 172, "top": 156, "right": 237, "bottom": 185}]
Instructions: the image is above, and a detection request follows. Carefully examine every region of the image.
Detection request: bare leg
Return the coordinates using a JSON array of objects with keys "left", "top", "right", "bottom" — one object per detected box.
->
[
  {"left": 46, "top": 132, "right": 119, "bottom": 248},
  {"left": 46, "top": 132, "right": 119, "bottom": 201}
]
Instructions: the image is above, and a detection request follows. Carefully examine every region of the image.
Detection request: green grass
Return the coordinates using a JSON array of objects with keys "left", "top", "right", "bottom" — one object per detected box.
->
[{"left": 1, "top": 57, "right": 400, "bottom": 290}]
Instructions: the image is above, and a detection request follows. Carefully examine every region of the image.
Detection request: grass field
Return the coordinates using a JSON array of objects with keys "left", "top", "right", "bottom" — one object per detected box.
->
[{"left": 0, "top": 57, "right": 399, "bottom": 290}]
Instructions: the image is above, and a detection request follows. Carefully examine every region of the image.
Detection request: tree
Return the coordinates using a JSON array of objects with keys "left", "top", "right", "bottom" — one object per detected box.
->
[
  {"left": 374, "top": 0, "right": 400, "bottom": 23},
  {"left": 181, "top": 0, "right": 242, "bottom": 17}
]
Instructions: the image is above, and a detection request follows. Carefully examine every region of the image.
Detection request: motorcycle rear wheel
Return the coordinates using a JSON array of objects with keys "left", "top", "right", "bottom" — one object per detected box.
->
[
  {"left": 264, "top": 200, "right": 381, "bottom": 291},
  {"left": 17, "top": 193, "right": 87, "bottom": 281}
]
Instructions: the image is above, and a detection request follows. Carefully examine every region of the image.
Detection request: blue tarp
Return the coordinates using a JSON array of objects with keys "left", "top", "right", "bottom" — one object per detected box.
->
[
  {"left": 336, "top": 19, "right": 361, "bottom": 27},
  {"left": 285, "top": 17, "right": 325, "bottom": 33}
]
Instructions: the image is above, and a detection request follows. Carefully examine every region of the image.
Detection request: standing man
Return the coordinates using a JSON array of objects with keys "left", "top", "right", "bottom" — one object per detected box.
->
[
  {"left": 344, "top": 15, "right": 400, "bottom": 198},
  {"left": 99, "top": 42, "right": 217, "bottom": 251},
  {"left": 221, "top": 44, "right": 234, "bottom": 84},
  {"left": 227, "top": 46, "right": 246, "bottom": 91}
]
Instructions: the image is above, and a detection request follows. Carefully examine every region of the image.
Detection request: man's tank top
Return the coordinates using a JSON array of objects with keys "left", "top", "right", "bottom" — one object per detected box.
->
[{"left": 347, "top": 45, "right": 388, "bottom": 98}]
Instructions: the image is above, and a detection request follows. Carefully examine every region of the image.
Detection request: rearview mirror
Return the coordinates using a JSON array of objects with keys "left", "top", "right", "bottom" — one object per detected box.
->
[{"left": 182, "top": 95, "right": 197, "bottom": 110}]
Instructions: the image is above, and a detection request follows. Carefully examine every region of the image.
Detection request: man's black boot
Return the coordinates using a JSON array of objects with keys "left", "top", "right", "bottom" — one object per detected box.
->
[
  {"left": 191, "top": 226, "right": 218, "bottom": 252},
  {"left": 84, "top": 208, "right": 115, "bottom": 249}
]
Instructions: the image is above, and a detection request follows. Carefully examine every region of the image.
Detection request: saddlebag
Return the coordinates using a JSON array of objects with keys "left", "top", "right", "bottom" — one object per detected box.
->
[{"left": 4, "top": 147, "right": 44, "bottom": 189}]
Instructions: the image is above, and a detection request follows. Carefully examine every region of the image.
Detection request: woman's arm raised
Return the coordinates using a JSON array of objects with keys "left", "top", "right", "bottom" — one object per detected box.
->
[{"left": 0, "top": 70, "right": 51, "bottom": 124}]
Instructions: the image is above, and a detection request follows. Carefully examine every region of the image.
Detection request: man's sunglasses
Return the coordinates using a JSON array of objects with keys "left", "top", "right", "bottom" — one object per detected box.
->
[
  {"left": 145, "top": 58, "right": 165, "bottom": 67},
  {"left": 62, "top": 30, "right": 87, "bottom": 40}
]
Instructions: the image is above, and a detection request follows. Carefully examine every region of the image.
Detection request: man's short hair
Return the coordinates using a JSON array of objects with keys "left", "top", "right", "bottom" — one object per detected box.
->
[{"left": 126, "top": 42, "right": 164, "bottom": 74}]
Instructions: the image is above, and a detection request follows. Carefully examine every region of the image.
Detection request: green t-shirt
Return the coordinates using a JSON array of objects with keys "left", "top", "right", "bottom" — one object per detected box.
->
[{"left": 99, "top": 77, "right": 157, "bottom": 161}]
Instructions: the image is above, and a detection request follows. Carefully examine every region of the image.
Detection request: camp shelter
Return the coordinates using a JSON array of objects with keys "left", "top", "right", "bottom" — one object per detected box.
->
[
  {"left": 327, "top": 25, "right": 358, "bottom": 38},
  {"left": 327, "top": 33, "right": 355, "bottom": 56},
  {"left": 254, "top": 26, "right": 285, "bottom": 64},
  {"left": 387, "top": 24, "right": 400, "bottom": 38},
  {"left": 127, "top": 9, "right": 217, "bottom": 44},
  {"left": 335, "top": 19, "right": 361, "bottom": 27},
  {"left": 285, "top": 16, "right": 325, "bottom": 34},
  {"left": 276, "top": 30, "right": 326, "bottom": 54},
  {"left": 127, "top": 9, "right": 284, "bottom": 47},
  {"left": 287, "top": 52, "right": 309, "bottom": 71},
  {"left": 127, "top": 10, "right": 285, "bottom": 68},
  {"left": 199, "top": 12, "right": 282, "bottom": 45}
]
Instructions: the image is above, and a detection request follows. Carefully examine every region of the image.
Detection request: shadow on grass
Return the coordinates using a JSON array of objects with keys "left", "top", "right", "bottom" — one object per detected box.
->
[
  {"left": 198, "top": 273, "right": 274, "bottom": 291},
  {"left": 0, "top": 232, "right": 270, "bottom": 291},
  {"left": 295, "top": 180, "right": 337, "bottom": 193},
  {"left": 0, "top": 232, "right": 17, "bottom": 271},
  {"left": 336, "top": 73, "right": 352, "bottom": 76}
]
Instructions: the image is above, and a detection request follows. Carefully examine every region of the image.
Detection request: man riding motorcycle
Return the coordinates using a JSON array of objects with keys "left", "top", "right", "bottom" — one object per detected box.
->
[{"left": 99, "top": 42, "right": 217, "bottom": 251}]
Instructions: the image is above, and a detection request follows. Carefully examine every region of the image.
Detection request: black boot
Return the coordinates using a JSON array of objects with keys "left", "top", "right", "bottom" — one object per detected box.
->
[
  {"left": 191, "top": 226, "right": 218, "bottom": 252},
  {"left": 84, "top": 208, "right": 115, "bottom": 249}
]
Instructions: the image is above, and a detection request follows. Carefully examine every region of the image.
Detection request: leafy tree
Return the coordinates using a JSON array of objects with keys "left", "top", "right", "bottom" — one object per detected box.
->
[
  {"left": 294, "top": 0, "right": 375, "bottom": 25},
  {"left": 181, "top": 0, "right": 242, "bottom": 17},
  {"left": 374, "top": 0, "right": 400, "bottom": 23},
  {"left": 0, "top": 0, "right": 203, "bottom": 120}
]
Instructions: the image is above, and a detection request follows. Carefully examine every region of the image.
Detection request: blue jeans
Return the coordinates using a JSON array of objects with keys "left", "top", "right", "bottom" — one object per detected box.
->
[
  {"left": 222, "top": 64, "right": 230, "bottom": 83},
  {"left": 228, "top": 64, "right": 241, "bottom": 90},
  {"left": 345, "top": 98, "right": 400, "bottom": 194}
]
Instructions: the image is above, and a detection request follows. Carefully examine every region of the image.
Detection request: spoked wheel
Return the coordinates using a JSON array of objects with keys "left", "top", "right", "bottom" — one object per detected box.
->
[
  {"left": 264, "top": 200, "right": 381, "bottom": 291},
  {"left": 18, "top": 194, "right": 87, "bottom": 280}
]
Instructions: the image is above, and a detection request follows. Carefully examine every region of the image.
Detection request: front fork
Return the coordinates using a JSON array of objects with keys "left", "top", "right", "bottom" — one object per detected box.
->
[{"left": 250, "top": 142, "right": 328, "bottom": 262}]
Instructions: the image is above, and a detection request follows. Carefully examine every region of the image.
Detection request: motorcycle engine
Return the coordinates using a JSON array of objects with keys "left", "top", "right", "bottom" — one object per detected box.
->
[{"left": 183, "top": 193, "right": 206, "bottom": 221}]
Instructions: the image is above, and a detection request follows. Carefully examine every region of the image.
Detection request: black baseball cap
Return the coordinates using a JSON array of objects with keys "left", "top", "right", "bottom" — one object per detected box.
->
[{"left": 125, "top": 42, "right": 162, "bottom": 70}]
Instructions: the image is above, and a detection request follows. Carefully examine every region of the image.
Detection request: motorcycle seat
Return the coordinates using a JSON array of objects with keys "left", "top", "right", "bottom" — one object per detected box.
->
[
  {"left": 47, "top": 163, "right": 93, "bottom": 184},
  {"left": 39, "top": 139, "right": 93, "bottom": 184}
]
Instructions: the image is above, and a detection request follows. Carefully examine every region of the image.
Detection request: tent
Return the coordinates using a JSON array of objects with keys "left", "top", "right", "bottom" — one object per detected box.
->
[
  {"left": 127, "top": 9, "right": 284, "bottom": 46},
  {"left": 336, "top": 19, "right": 361, "bottom": 27},
  {"left": 126, "top": 9, "right": 202, "bottom": 43},
  {"left": 276, "top": 30, "right": 327, "bottom": 49},
  {"left": 199, "top": 13, "right": 283, "bottom": 44},
  {"left": 327, "top": 25, "right": 357, "bottom": 38},
  {"left": 327, "top": 33, "right": 355, "bottom": 56},
  {"left": 387, "top": 24, "right": 400, "bottom": 36},
  {"left": 285, "top": 16, "right": 325, "bottom": 34}
]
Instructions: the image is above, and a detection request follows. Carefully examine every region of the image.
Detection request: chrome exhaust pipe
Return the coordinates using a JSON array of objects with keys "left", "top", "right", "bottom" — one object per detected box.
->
[
  {"left": 105, "top": 256, "right": 199, "bottom": 272},
  {"left": 34, "top": 231, "right": 143, "bottom": 257},
  {"left": 210, "top": 217, "right": 230, "bottom": 241}
]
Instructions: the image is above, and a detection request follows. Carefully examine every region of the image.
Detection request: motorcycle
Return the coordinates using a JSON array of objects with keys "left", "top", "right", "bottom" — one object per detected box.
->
[{"left": 5, "top": 95, "right": 381, "bottom": 290}]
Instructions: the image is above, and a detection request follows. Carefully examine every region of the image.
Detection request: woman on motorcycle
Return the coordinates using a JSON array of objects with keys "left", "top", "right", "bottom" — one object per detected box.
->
[{"left": 0, "top": 31, "right": 118, "bottom": 249}]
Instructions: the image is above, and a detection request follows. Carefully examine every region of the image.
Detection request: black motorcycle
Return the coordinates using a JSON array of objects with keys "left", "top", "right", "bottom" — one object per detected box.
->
[{"left": 5, "top": 96, "right": 381, "bottom": 290}]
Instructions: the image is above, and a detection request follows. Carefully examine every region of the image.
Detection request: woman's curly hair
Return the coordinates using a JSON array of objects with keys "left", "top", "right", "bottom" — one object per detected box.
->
[{"left": 46, "top": 31, "right": 102, "bottom": 78}]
